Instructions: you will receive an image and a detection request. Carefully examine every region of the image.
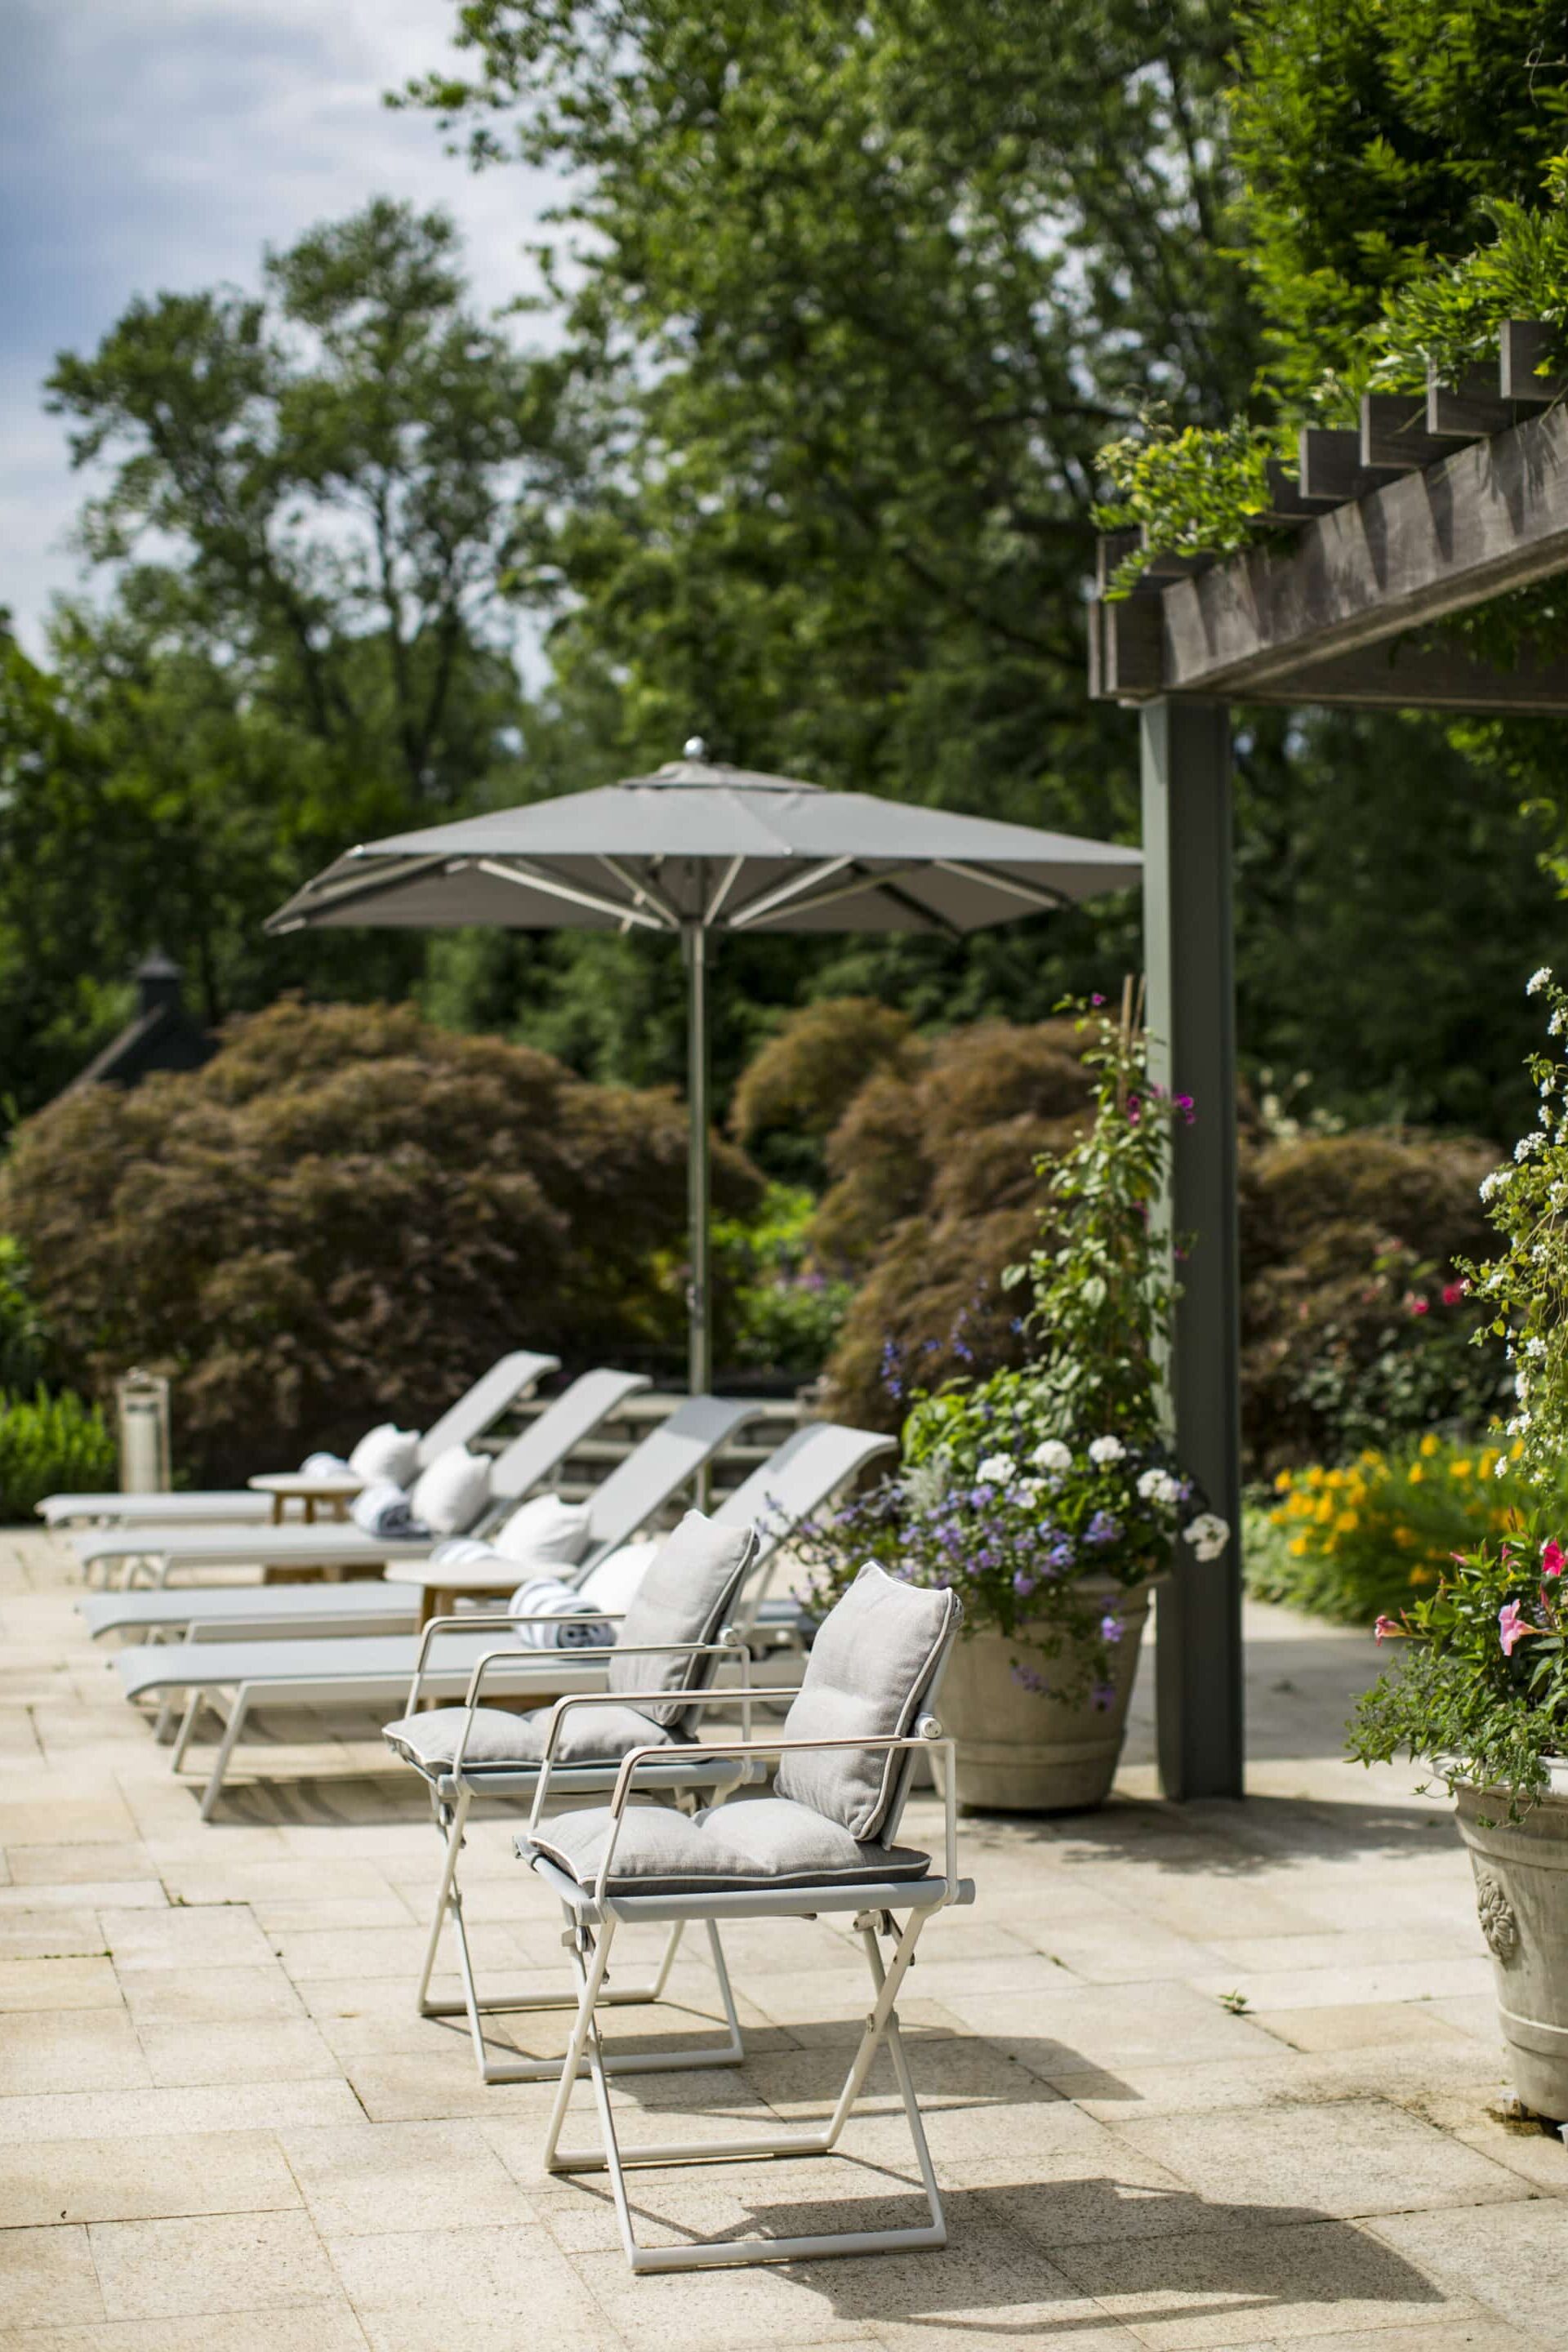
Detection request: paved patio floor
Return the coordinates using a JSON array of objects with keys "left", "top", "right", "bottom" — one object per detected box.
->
[{"left": 1, "top": 1522, "right": 1564, "bottom": 2350}]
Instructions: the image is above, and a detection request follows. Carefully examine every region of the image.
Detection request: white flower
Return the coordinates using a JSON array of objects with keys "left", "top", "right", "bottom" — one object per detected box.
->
[
  {"left": 1015, "top": 1478, "right": 1045, "bottom": 1507},
  {"left": 976, "top": 1454, "right": 1017, "bottom": 1486},
  {"left": 1529, "top": 967, "right": 1552, "bottom": 995},
  {"left": 1137, "top": 1467, "right": 1182, "bottom": 1507},
  {"left": 1031, "top": 1439, "right": 1072, "bottom": 1473},
  {"left": 1527, "top": 1336, "right": 1548, "bottom": 1358},
  {"left": 1088, "top": 1436, "right": 1126, "bottom": 1467},
  {"left": 1479, "top": 1169, "right": 1508, "bottom": 1201},
  {"left": 1183, "top": 1512, "right": 1231, "bottom": 1562},
  {"left": 1516, "top": 1132, "right": 1546, "bottom": 1160},
  {"left": 1516, "top": 1370, "right": 1530, "bottom": 1399},
  {"left": 1494, "top": 1454, "right": 1512, "bottom": 1479},
  {"left": 1544, "top": 1072, "right": 1557, "bottom": 1097}
]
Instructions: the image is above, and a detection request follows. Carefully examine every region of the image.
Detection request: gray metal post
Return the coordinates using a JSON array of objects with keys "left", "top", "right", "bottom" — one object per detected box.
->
[
  {"left": 1140, "top": 699, "right": 1244, "bottom": 1800},
  {"left": 684, "top": 923, "right": 712, "bottom": 1398}
]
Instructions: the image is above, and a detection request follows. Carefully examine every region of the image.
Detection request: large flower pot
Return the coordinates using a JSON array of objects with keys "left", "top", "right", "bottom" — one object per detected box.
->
[
  {"left": 1454, "top": 1762, "right": 1568, "bottom": 2122},
  {"left": 931, "top": 1581, "right": 1156, "bottom": 1812}
]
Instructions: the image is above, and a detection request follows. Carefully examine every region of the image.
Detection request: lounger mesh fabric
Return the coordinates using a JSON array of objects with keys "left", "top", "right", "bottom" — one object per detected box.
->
[
  {"left": 385, "top": 1699, "right": 676, "bottom": 1772},
  {"left": 773, "top": 1562, "right": 960, "bottom": 1840},
  {"left": 606, "top": 1511, "right": 757, "bottom": 1726},
  {"left": 529, "top": 1793, "right": 932, "bottom": 1895}
]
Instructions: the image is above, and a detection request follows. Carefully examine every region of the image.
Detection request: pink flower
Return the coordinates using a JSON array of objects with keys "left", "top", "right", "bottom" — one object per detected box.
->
[
  {"left": 1543, "top": 1539, "right": 1566, "bottom": 1579},
  {"left": 1442, "top": 1281, "right": 1466, "bottom": 1306},
  {"left": 1499, "top": 1601, "right": 1530, "bottom": 1657},
  {"left": 1374, "top": 1615, "right": 1401, "bottom": 1642},
  {"left": 1405, "top": 1293, "right": 1430, "bottom": 1317}
]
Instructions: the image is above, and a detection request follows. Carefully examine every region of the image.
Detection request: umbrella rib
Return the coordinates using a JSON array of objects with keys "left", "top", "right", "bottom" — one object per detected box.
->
[
  {"left": 595, "top": 854, "right": 684, "bottom": 929},
  {"left": 473, "top": 858, "right": 670, "bottom": 932},
  {"left": 265, "top": 854, "right": 452, "bottom": 933},
  {"left": 703, "top": 853, "right": 746, "bottom": 926},
  {"left": 725, "top": 856, "right": 856, "bottom": 930},
  {"left": 730, "top": 860, "right": 959, "bottom": 934},
  {"left": 930, "top": 858, "right": 1074, "bottom": 913}
]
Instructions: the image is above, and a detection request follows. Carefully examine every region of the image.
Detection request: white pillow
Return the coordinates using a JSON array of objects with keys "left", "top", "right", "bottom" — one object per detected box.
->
[
  {"left": 577, "top": 1539, "right": 660, "bottom": 1613},
  {"left": 408, "top": 1446, "right": 491, "bottom": 1536},
  {"left": 493, "top": 1491, "right": 592, "bottom": 1567},
  {"left": 349, "top": 1423, "right": 421, "bottom": 1486}
]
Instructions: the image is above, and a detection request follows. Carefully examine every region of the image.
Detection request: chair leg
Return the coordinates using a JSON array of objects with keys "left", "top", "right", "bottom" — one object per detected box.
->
[
  {"left": 416, "top": 1788, "right": 746, "bottom": 2084},
  {"left": 197, "top": 1686, "right": 250, "bottom": 1820},
  {"left": 546, "top": 1902, "right": 947, "bottom": 2272},
  {"left": 168, "top": 1690, "right": 205, "bottom": 1770}
]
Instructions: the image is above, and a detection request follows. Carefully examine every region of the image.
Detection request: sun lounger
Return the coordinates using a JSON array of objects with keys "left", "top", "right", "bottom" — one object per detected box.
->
[
  {"left": 76, "top": 1369, "right": 654, "bottom": 1642},
  {"left": 379, "top": 1420, "right": 894, "bottom": 2080},
  {"left": 520, "top": 1562, "right": 970, "bottom": 2272},
  {"left": 112, "top": 1396, "right": 766, "bottom": 1815},
  {"left": 41, "top": 1349, "right": 559, "bottom": 1530}
]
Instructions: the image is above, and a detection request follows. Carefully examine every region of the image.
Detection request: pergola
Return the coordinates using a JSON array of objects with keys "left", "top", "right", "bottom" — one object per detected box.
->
[{"left": 1089, "top": 321, "right": 1568, "bottom": 1801}]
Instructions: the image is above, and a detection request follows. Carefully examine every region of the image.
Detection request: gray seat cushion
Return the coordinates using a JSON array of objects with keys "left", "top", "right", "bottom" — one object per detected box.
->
[
  {"left": 383, "top": 1702, "right": 674, "bottom": 1774},
  {"left": 608, "top": 1510, "right": 758, "bottom": 1727},
  {"left": 774, "top": 1563, "right": 960, "bottom": 1842},
  {"left": 526, "top": 1794, "right": 932, "bottom": 1895}
]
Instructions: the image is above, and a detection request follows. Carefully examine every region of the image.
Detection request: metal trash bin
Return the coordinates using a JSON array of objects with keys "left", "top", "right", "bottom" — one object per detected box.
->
[{"left": 115, "top": 1370, "right": 171, "bottom": 1493}]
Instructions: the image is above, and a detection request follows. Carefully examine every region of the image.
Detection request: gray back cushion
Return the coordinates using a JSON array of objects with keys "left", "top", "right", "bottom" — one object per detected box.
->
[
  {"left": 607, "top": 1510, "right": 757, "bottom": 1727},
  {"left": 775, "top": 1564, "right": 960, "bottom": 1841}
]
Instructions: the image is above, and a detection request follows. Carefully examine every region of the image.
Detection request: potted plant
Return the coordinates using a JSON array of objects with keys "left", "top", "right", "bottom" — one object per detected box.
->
[
  {"left": 1350, "top": 966, "right": 1568, "bottom": 2119},
  {"left": 800, "top": 992, "right": 1228, "bottom": 1811}
]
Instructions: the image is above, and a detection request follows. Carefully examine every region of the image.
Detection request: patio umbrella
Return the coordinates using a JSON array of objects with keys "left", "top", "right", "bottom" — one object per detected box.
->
[{"left": 265, "top": 745, "right": 1142, "bottom": 1391}]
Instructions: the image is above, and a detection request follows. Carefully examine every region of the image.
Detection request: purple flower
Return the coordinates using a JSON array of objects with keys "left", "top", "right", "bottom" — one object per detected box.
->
[
  {"left": 1092, "top": 1681, "right": 1116, "bottom": 1711},
  {"left": 1012, "top": 1662, "right": 1049, "bottom": 1694},
  {"left": 1013, "top": 1570, "right": 1036, "bottom": 1597},
  {"left": 1100, "top": 1612, "right": 1124, "bottom": 1644},
  {"left": 1085, "top": 1510, "right": 1121, "bottom": 1548}
]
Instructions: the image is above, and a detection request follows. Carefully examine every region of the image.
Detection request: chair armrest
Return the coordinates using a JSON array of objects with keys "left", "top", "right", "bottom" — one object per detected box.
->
[
  {"left": 401, "top": 1606, "right": 631, "bottom": 1713},
  {"left": 456, "top": 1633, "right": 752, "bottom": 1780},
  {"left": 526, "top": 1669, "right": 773, "bottom": 1826}
]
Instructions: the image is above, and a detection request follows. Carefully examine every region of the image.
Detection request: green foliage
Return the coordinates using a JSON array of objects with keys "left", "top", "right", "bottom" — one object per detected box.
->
[
  {"left": 728, "top": 1000, "right": 923, "bottom": 1188},
  {"left": 795, "top": 1003, "right": 1227, "bottom": 1690},
  {"left": 0, "top": 1387, "right": 116, "bottom": 1523},
  {"left": 1097, "top": 415, "right": 1282, "bottom": 584},
  {"left": 714, "top": 1185, "right": 852, "bottom": 1378},
  {"left": 0, "top": 998, "right": 762, "bottom": 1483},
  {"left": 0, "top": 1241, "right": 47, "bottom": 1394},
  {"left": 1249, "top": 1435, "right": 1530, "bottom": 1624}
]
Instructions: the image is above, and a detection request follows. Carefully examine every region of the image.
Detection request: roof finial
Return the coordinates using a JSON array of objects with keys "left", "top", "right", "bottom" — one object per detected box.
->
[{"left": 683, "top": 735, "right": 707, "bottom": 760}]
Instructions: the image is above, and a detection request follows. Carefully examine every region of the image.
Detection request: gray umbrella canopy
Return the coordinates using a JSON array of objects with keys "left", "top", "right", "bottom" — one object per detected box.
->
[{"left": 267, "top": 751, "right": 1142, "bottom": 1389}]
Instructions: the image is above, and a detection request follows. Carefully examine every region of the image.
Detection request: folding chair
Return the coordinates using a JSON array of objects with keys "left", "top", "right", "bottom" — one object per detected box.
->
[
  {"left": 45, "top": 1349, "right": 559, "bottom": 1535},
  {"left": 381, "top": 1421, "right": 893, "bottom": 2079},
  {"left": 520, "top": 1562, "right": 971, "bottom": 2272},
  {"left": 384, "top": 1511, "right": 762, "bottom": 2082}
]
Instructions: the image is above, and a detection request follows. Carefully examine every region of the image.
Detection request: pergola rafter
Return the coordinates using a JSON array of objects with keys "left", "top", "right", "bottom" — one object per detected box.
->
[{"left": 1085, "top": 324, "right": 1568, "bottom": 1802}]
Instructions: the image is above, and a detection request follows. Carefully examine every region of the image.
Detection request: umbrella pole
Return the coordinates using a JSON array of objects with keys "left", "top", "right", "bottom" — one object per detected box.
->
[{"left": 684, "top": 921, "right": 713, "bottom": 1400}]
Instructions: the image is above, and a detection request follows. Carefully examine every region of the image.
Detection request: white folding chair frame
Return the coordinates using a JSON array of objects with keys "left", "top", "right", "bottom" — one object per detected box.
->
[
  {"left": 524, "top": 1702, "right": 969, "bottom": 2274},
  {"left": 401, "top": 1613, "right": 760, "bottom": 2084}
]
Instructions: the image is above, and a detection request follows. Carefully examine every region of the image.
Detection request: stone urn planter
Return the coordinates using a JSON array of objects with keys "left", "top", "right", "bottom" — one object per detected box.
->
[
  {"left": 1454, "top": 1760, "right": 1568, "bottom": 2122},
  {"left": 931, "top": 1580, "right": 1156, "bottom": 1812}
]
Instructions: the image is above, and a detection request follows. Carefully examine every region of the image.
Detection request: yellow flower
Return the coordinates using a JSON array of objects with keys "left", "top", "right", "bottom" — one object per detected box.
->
[
  {"left": 1305, "top": 1465, "right": 1325, "bottom": 1488},
  {"left": 1449, "top": 1459, "right": 1472, "bottom": 1481},
  {"left": 1392, "top": 1526, "right": 1414, "bottom": 1548},
  {"left": 1316, "top": 1496, "right": 1334, "bottom": 1524},
  {"left": 1274, "top": 1469, "right": 1294, "bottom": 1492},
  {"left": 1409, "top": 1566, "right": 1435, "bottom": 1585},
  {"left": 1407, "top": 1464, "right": 1423, "bottom": 1484},
  {"left": 1287, "top": 1535, "right": 1310, "bottom": 1557},
  {"left": 1334, "top": 1509, "right": 1359, "bottom": 1534},
  {"left": 1419, "top": 1432, "right": 1440, "bottom": 1458},
  {"left": 1512, "top": 1439, "right": 1526, "bottom": 1459}
]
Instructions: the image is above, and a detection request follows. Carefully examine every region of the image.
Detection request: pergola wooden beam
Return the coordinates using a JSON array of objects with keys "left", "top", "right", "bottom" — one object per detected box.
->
[{"left": 1094, "top": 395, "right": 1568, "bottom": 703}]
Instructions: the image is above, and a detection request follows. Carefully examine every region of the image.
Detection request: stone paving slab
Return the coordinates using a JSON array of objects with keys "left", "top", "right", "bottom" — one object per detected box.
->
[{"left": 0, "top": 1523, "right": 1563, "bottom": 2349}]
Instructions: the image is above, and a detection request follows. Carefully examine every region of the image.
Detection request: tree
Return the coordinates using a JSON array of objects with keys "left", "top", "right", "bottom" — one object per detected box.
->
[{"left": 0, "top": 201, "right": 568, "bottom": 1123}]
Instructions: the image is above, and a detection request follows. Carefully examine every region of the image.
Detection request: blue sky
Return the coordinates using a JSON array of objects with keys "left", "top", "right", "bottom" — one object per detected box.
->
[{"left": 0, "top": 0, "right": 560, "bottom": 657}]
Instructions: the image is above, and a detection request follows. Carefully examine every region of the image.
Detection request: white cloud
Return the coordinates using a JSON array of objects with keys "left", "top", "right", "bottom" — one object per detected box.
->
[{"left": 0, "top": 0, "right": 565, "bottom": 655}]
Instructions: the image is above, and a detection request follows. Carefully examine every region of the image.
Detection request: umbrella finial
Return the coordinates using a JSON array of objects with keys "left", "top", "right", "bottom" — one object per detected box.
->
[{"left": 683, "top": 735, "right": 708, "bottom": 760}]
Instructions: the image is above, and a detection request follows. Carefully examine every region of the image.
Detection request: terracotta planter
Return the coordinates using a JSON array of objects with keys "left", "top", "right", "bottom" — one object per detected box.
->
[
  {"left": 931, "top": 1581, "right": 1156, "bottom": 1812},
  {"left": 1454, "top": 1762, "right": 1568, "bottom": 2122}
]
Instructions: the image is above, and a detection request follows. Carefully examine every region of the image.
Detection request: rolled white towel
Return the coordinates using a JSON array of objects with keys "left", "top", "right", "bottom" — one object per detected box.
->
[
  {"left": 508, "top": 1575, "right": 614, "bottom": 1650},
  {"left": 300, "top": 1450, "right": 352, "bottom": 1478},
  {"left": 350, "top": 1481, "right": 430, "bottom": 1541}
]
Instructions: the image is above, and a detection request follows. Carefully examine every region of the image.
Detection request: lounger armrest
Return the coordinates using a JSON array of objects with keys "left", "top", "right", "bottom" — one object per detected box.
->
[
  {"left": 539, "top": 1714, "right": 958, "bottom": 1909},
  {"left": 456, "top": 1633, "right": 752, "bottom": 1780}
]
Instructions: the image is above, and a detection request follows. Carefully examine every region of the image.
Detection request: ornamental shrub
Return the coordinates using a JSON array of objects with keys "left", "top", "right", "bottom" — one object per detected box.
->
[
  {"left": 0, "top": 1386, "right": 116, "bottom": 1522},
  {"left": 0, "top": 998, "right": 762, "bottom": 1484},
  {"left": 1248, "top": 1435, "right": 1531, "bottom": 1625}
]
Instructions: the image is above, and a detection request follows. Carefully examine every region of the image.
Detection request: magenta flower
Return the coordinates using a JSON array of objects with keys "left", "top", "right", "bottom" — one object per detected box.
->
[
  {"left": 1499, "top": 1601, "right": 1530, "bottom": 1657},
  {"left": 1374, "top": 1615, "right": 1401, "bottom": 1642},
  {"left": 1544, "top": 1539, "right": 1566, "bottom": 1579},
  {"left": 1442, "top": 1281, "right": 1466, "bottom": 1306},
  {"left": 1405, "top": 1293, "right": 1430, "bottom": 1317}
]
